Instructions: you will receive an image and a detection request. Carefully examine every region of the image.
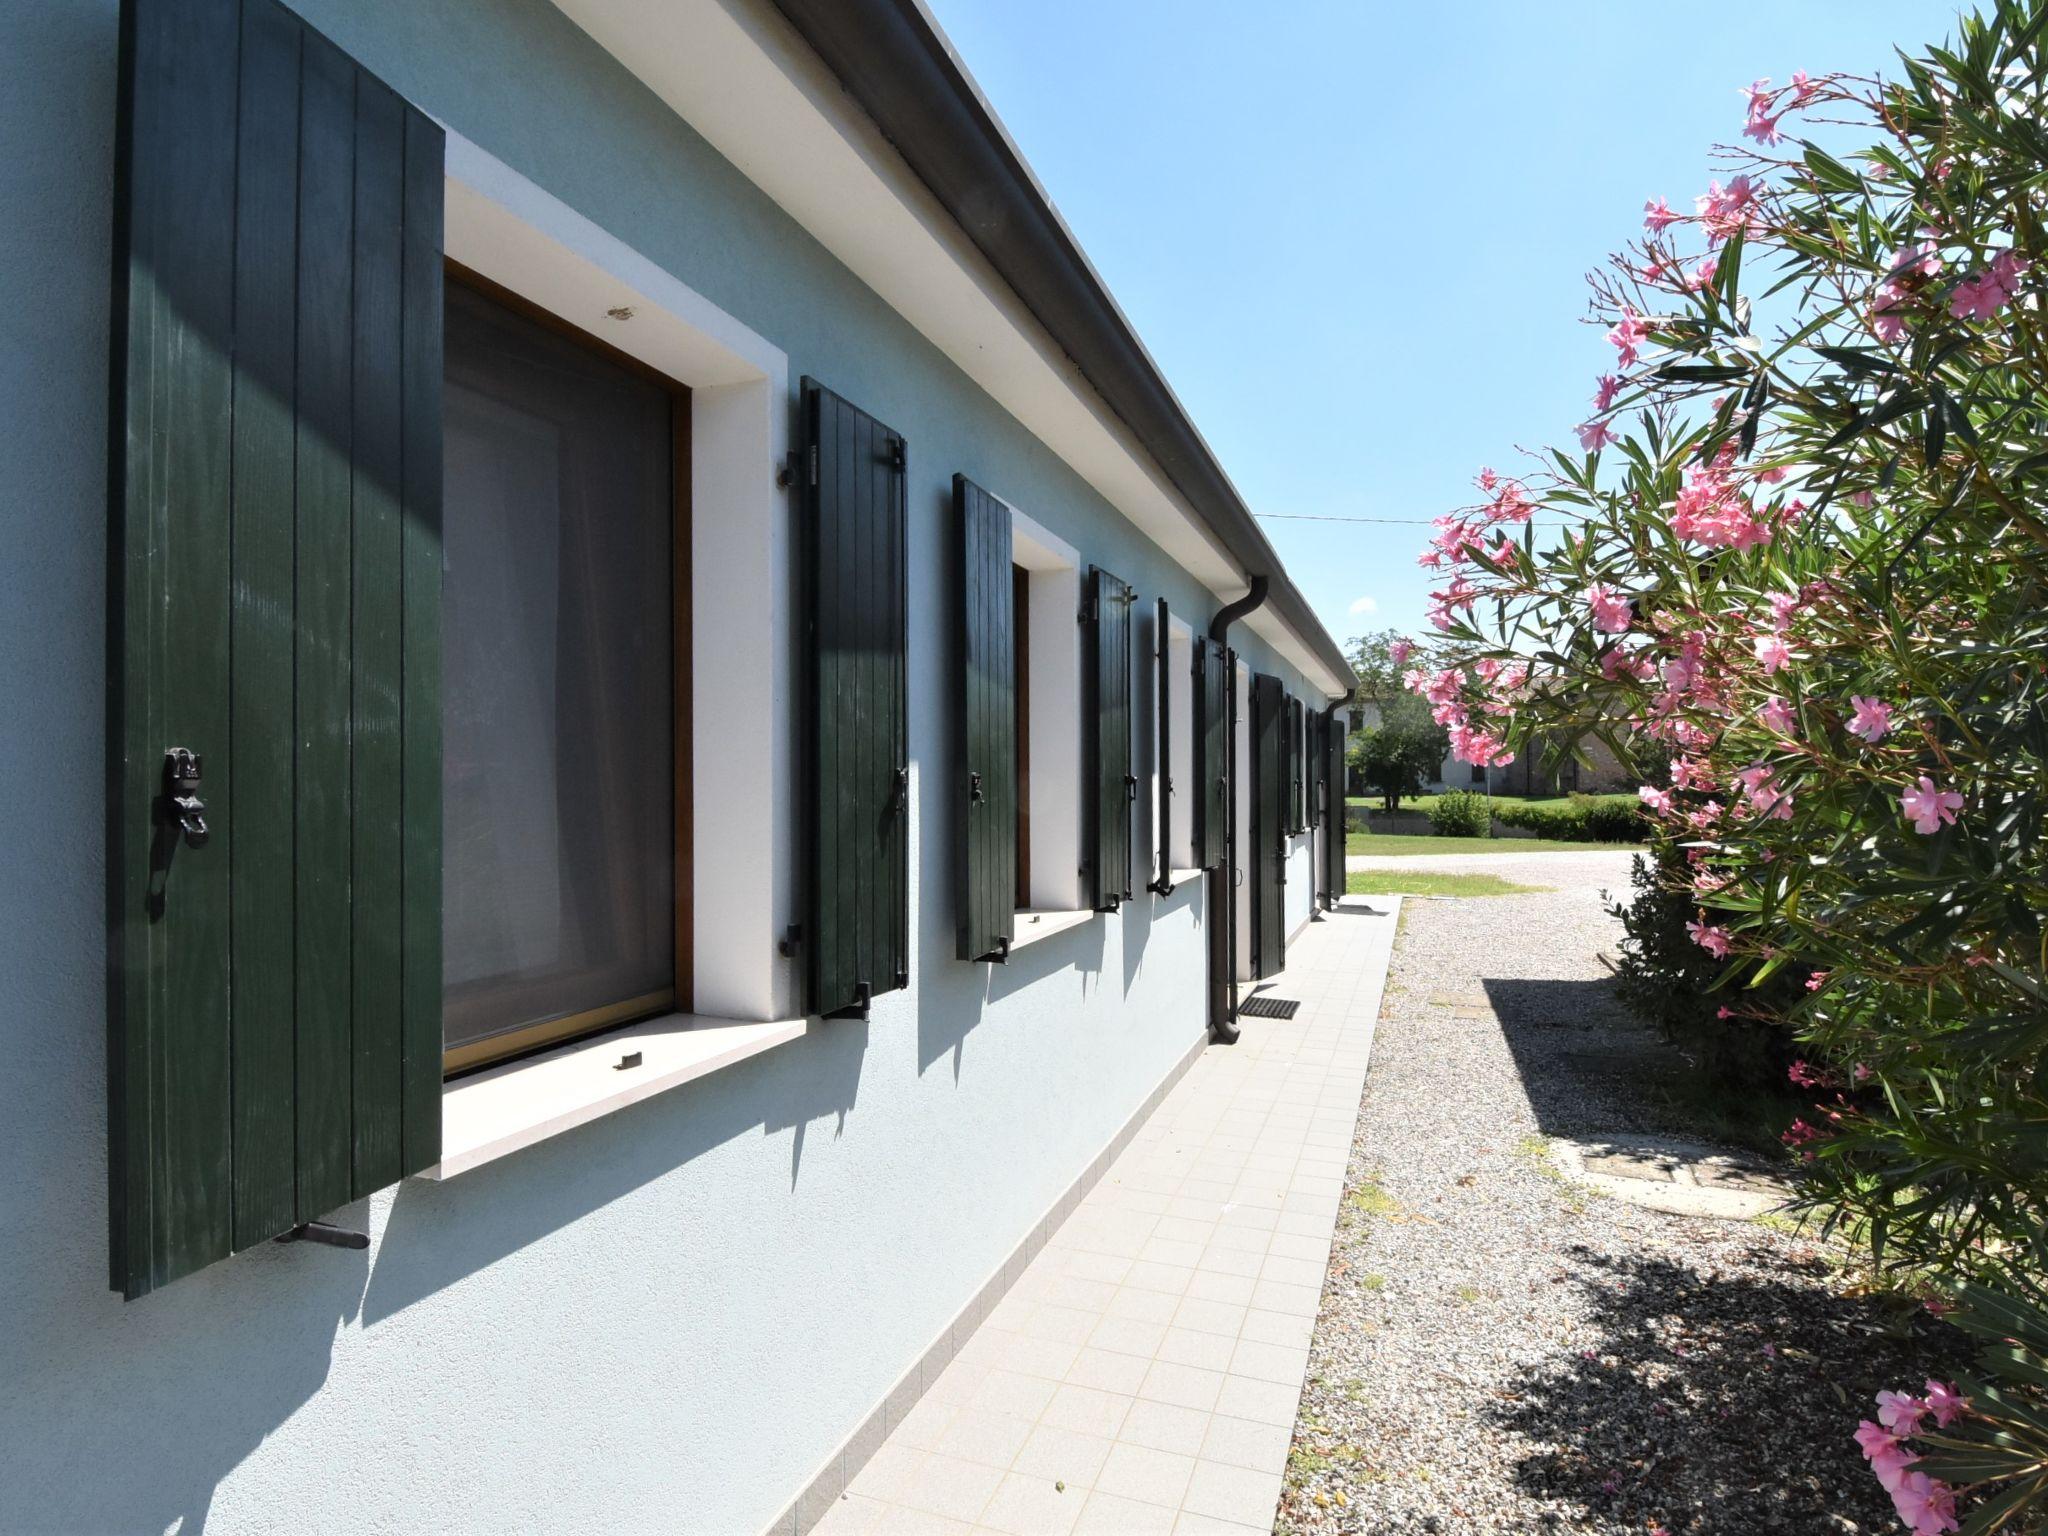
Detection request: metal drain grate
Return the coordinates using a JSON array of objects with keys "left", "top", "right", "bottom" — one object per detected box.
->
[{"left": 1239, "top": 995, "right": 1300, "bottom": 1020}]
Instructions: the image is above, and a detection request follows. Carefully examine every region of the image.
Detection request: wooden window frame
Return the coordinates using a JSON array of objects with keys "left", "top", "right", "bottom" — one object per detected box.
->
[{"left": 440, "top": 260, "right": 693, "bottom": 1076}]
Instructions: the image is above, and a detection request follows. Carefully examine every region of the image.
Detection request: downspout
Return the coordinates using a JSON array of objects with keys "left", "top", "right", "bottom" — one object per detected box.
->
[
  {"left": 1315, "top": 690, "right": 1354, "bottom": 916},
  {"left": 1206, "top": 577, "right": 1268, "bottom": 1045}
]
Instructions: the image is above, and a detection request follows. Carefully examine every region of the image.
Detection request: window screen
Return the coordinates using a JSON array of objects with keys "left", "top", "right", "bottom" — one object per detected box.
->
[{"left": 441, "top": 278, "right": 676, "bottom": 1064}]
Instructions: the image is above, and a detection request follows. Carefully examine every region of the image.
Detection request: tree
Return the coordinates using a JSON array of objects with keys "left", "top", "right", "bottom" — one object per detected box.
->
[{"left": 1349, "top": 690, "right": 1446, "bottom": 812}]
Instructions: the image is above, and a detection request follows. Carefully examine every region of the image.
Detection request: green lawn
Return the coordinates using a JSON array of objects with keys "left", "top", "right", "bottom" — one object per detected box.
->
[
  {"left": 1346, "top": 832, "right": 1635, "bottom": 856},
  {"left": 1347, "top": 791, "right": 1638, "bottom": 814},
  {"left": 1346, "top": 870, "right": 1542, "bottom": 898}
]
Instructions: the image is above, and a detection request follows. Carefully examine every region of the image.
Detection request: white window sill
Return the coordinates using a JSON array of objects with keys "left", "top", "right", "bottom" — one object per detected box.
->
[
  {"left": 1169, "top": 867, "right": 1208, "bottom": 885},
  {"left": 427, "top": 1010, "right": 810, "bottom": 1179},
  {"left": 1010, "top": 907, "right": 1098, "bottom": 952}
]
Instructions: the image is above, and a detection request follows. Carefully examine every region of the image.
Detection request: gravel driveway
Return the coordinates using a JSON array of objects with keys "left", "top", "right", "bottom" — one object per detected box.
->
[{"left": 1281, "top": 855, "right": 1964, "bottom": 1535}]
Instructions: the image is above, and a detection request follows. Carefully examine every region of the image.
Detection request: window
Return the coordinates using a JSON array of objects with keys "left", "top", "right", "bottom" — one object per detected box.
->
[
  {"left": 441, "top": 269, "right": 690, "bottom": 1073},
  {"left": 1011, "top": 513, "right": 1085, "bottom": 913}
]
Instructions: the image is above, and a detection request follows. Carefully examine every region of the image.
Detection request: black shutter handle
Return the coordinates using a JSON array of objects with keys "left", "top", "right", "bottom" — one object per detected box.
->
[
  {"left": 164, "top": 747, "right": 210, "bottom": 849},
  {"left": 1124, "top": 773, "right": 1138, "bottom": 801},
  {"left": 890, "top": 766, "right": 909, "bottom": 814},
  {"left": 969, "top": 771, "right": 985, "bottom": 803}
]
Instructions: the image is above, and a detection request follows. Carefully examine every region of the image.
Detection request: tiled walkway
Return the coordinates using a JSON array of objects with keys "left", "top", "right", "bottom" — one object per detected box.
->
[{"left": 821, "top": 897, "right": 1401, "bottom": 1536}]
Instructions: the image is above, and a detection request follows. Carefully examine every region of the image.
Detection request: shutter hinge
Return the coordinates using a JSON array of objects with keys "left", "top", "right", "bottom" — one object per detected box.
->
[
  {"left": 809, "top": 443, "right": 820, "bottom": 488},
  {"left": 778, "top": 923, "right": 803, "bottom": 957},
  {"left": 889, "top": 438, "right": 906, "bottom": 472}
]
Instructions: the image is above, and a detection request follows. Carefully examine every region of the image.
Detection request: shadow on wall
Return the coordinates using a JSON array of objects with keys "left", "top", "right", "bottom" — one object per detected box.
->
[
  {"left": 2, "top": 1012, "right": 866, "bottom": 1534},
  {"left": 363, "top": 1015, "right": 866, "bottom": 1322},
  {"left": 1487, "top": 1246, "right": 1968, "bottom": 1531}
]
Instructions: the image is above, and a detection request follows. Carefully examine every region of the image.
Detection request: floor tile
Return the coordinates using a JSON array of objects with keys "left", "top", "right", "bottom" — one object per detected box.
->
[
  {"left": 1136, "top": 1359, "right": 1225, "bottom": 1412},
  {"left": 896, "top": 1454, "right": 1006, "bottom": 1522},
  {"left": 1198, "top": 1413, "right": 1292, "bottom": 1474},
  {"left": 1093, "top": 1442, "right": 1197, "bottom": 1509},
  {"left": 1073, "top": 1491, "right": 1179, "bottom": 1535},
  {"left": 977, "top": 1471, "right": 1083, "bottom": 1536},
  {"left": 934, "top": 1407, "right": 1037, "bottom": 1470},
  {"left": 1064, "top": 1347, "right": 1150, "bottom": 1396},
  {"left": 1012, "top": 1423, "right": 1115, "bottom": 1489},
  {"left": 1180, "top": 1460, "right": 1284, "bottom": 1527},
  {"left": 1116, "top": 1397, "right": 1211, "bottom": 1457},
  {"left": 1041, "top": 1383, "right": 1136, "bottom": 1439}
]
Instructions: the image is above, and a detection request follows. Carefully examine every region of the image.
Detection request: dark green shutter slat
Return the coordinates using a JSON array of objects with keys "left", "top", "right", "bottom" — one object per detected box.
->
[
  {"left": 112, "top": 0, "right": 241, "bottom": 1293},
  {"left": 293, "top": 28, "right": 356, "bottom": 1221},
  {"left": 803, "top": 380, "right": 908, "bottom": 1017},
  {"left": 398, "top": 110, "right": 445, "bottom": 1176},
  {"left": 1195, "top": 637, "right": 1227, "bottom": 869},
  {"left": 110, "top": 0, "right": 444, "bottom": 1298},
  {"left": 1153, "top": 599, "right": 1172, "bottom": 892},
  {"left": 349, "top": 78, "right": 407, "bottom": 1193},
  {"left": 226, "top": 0, "right": 300, "bottom": 1249},
  {"left": 955, "top": 476, "right": 1015, "bottom": 962},
  {"left": 1251, "top": 674, "right": 1286, "bottom": 976},
  {"left": 1085, "top": 567, "right": 1134, "bottom": 910}
]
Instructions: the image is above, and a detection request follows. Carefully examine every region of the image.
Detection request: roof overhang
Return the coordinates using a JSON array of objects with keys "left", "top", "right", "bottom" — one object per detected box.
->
[{"left": 548, "top": 0, "right": 1356, "bottom": 697}]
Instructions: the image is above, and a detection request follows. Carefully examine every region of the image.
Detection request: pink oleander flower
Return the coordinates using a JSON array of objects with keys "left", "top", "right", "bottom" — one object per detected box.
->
[
  {"left": 1663, "top": 654, "right": 1702, "bottom": 694},
  {"left": 1754, "top": 635, "right": 1792, "bottom": 673},
  {"left": 1424, "top": 668, "right": 1464, "bottom": 706},
  {"left": 1643, "top": 196, "right": 1679, "bottom": 233},
  {"left": 1925, "top": 1380, "right": 1967, "bottom": 1428},
  {"left": 1608, "top": 307, "right": 1651, "bottom": 367},
  {"left": 1891, "top": 235, "right": 1944, "bottom": 281},
  {"left": 1870, "top": 280, "right": 1911, "bottom": 343},
  {"left": 1741, "top": 78, "right": 1784, "bottom": 145},
  {"left": 1695, "top": 175, "right": 1761, "bottom": 245},
  {"left": 1892, "top": 1471, "right": 1959, "bottom": 1534},
  {"left": 1854, "top": 1419, "right": 1900, "bottom": 1461},
  {"left": 1902, "top": 776, "right": 1963, "bottom": 835},
  {"left": 1687, "top": 920, "right": 1732, "bottom": 959},
  {"left": 1638, "top": 785, "right": 1673, "bottom": 816},
  {"left": 1877, "top": 1389, "right": 1931, "bottom": 1436},
  {"left": 1791, "top": 69, "right": 1817, "bottom": 103},
  {"left": 1768, "top": 592, "right": 1800, "bottom": 631},
  {"left": 1586, "top": 582, "right": 1634, "bottom": 635},
  {"left": 1388, "top": 638, "right": 1413, "bottom": 666},
  {"left": 1672, "top": 756, "right": 1714, "bottom": 792},
  {"left": 1685, "top": 256, "right": 1719, "bottom": 293},
  {"left": 1783, "top": 1117, "right": 1824, "bottom": 1146},
  {"left": 1788, "top": 1060, "right": 1824, "bottom": 1087},
  {"left": 1760, "top": 697, "right": 1797, "bottom": 736},
  {"left": 1805, "top": 970, "right": 1827, "bottom": 992},
  {"left": 1951, "top": 249, "right": 2028, "bottom": 320},
  {"left": 1847, "top": 695, "right": 1892, "bottom": 744},
  {"left": 1593, "top": 374, "right": 1623, "bottom": 411},
  {"left": 1577, "top": 418, "right": 1618, "bottom": 452}
]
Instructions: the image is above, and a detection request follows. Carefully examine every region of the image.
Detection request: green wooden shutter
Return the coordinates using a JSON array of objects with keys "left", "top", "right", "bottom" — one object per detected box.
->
[
  {"left": 108, "top": 0, "right": 443, "bottom": 1299},
  {"left": 802, "top": 380, "right": 909, "bottom": 1017},
  {"left": 1084, "top": 566, "right": 1135, "bottom": 910},
  {"left": 1323, "top": 710, "right": 1348, "bottom": 905},
  {"left": 955, "top": 475, "right": 1014, "bottom": 962},
  {"left": 1307, "top": 710, "right": 1324, "bottom": 833},
  {"left": 1251, "top": 674, "right": 1287, "bottom": 977},
  {"left": 1287, "top": 695, "right": 1305, "bottom": 835},
  {"left": 1195, "top": 637, "right": 1228, "bottom": 869},
  {"left": 1152, "top": 598, "right": 1174, "bottom": 894}
]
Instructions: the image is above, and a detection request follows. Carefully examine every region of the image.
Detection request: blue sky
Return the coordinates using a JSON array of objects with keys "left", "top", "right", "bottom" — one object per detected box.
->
[{"left": 924, "top": 0, "right": 1959, "bottom": 656}]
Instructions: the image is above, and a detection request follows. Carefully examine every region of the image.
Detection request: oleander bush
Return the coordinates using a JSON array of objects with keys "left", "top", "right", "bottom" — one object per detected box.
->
[
  {"left": 1391, "top": 5, "right": 2048, "bottom": 1527},
  {"left": 1422, "top": 789, "right": 1492, "bottom": 838}
]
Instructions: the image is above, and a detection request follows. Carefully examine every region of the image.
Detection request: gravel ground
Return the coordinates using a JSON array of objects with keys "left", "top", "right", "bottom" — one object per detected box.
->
[{"left": 1280, "top": 860, "right": 1965, "bottom": 1536}]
